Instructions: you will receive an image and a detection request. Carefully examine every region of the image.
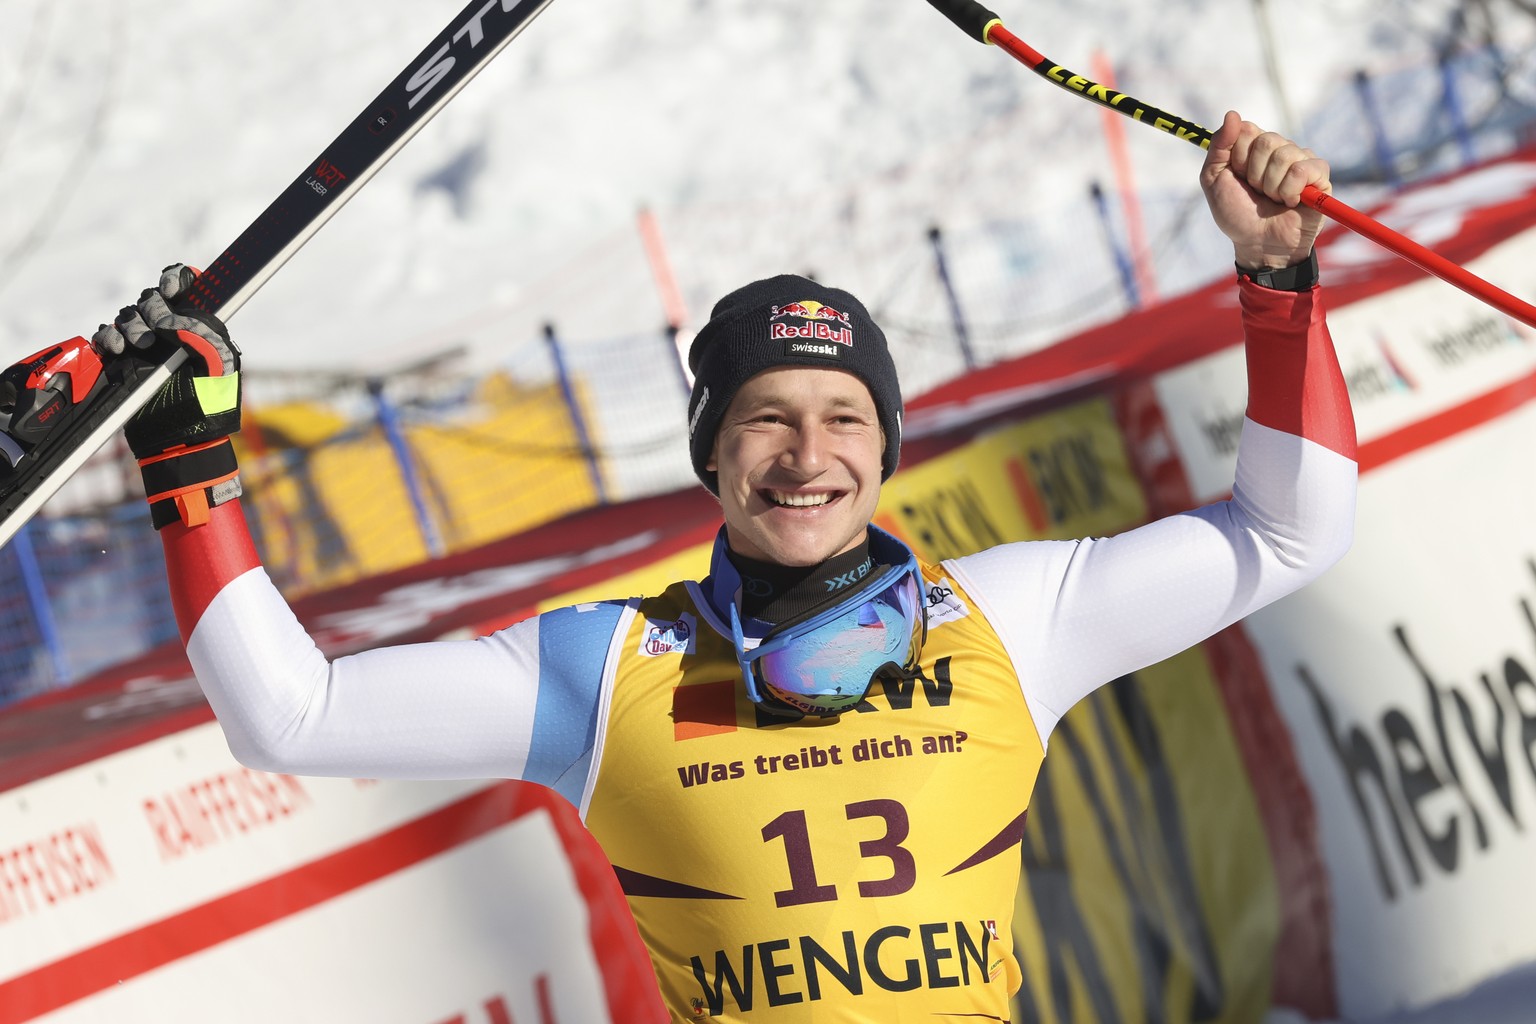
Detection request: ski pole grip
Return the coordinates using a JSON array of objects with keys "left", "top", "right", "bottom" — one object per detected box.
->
[{"left": 925, "top": 0, "right": 1002, "bottom": 43}]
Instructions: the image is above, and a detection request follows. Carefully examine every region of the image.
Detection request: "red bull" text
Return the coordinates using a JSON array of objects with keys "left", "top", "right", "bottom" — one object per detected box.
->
[
  {"left": 772, "top": 321, "right": 853, "bottom": 346},
  {"left": 769, "top": 299, "right": 854, "bottom": 346}
]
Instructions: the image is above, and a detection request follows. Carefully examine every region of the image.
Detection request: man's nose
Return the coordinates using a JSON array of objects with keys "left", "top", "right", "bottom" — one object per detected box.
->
[{"left": 779, "top": 421, "right": 830, "bottom": 474}]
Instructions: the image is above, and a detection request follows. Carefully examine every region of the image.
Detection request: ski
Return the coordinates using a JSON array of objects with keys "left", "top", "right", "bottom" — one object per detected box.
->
[{"left": 0, "top": 0, "right": 558, "bottom": 549}]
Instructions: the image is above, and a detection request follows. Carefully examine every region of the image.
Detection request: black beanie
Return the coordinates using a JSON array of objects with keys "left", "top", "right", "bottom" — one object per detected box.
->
[{"left": 686, "top": 275, "right": 902, "bottom": 494}]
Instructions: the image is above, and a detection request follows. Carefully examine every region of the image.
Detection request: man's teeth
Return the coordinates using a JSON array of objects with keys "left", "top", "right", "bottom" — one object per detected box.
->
[{"left": 769, "top": 491, "right": 833, "bottom": 507}]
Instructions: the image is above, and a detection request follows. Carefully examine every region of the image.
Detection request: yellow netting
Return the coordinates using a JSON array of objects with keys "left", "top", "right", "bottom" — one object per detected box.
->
[{"left": 235, "top": 372, "right": 601, "bottom": 593}]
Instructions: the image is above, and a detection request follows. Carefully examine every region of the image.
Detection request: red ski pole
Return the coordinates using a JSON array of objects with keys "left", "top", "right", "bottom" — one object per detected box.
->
[{"left": 925, "top": 0, "right": 1536, "bottom": 330}]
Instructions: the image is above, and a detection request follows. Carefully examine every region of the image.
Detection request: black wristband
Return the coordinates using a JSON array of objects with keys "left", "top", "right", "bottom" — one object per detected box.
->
[
  {"left": 138, "top": 438, "right": 240, "bottom": 529},
  {"left": 1235, "top": 250, "right": 1319, "bottom": 292},
  {"left": 138, "top": 440, "right": 237, "bottom": 501}
]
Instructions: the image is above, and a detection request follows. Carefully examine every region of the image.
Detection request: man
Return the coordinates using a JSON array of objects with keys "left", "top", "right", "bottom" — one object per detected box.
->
[{"left": 100, "top": 111, "right": 1354, "bottom": 1020}]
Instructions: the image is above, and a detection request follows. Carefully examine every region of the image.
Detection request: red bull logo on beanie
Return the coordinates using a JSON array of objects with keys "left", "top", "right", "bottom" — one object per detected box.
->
[
  {"left": 770, "top": 300, "right": 851, "bottom": 325},
  {"left": 770, "top": 300, "right": 853, "bottom": 328},
  {"left": 769, "top": 299, "right": 854, "bottom": 349}
]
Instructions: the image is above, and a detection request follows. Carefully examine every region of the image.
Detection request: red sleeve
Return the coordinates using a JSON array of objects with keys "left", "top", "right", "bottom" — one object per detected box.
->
[
  {"left": 159, "top": 498, "right": 262, "bottom": 645},
  {"left": 1240, "top": 279, "right": 1358, "bottom": 461}
]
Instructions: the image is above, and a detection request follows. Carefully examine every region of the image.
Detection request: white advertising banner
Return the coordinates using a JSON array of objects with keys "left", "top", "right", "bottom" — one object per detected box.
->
[
  {"left": 34, "top": 817, "right": 612, "bottom": 1023},
  {"left": 1154, "top": 221, "right": 1536, "bottom": 1018},
  {"left": 0, "top": 723, "right": 629, "bottom": 1023},
  {"left": 1250, "top": 403, "right": 1536, "bottom": 1018}
]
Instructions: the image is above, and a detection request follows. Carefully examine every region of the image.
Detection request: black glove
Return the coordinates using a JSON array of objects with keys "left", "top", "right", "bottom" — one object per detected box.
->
[{"left": 93, "top": 265, "right": 243, "bottom": 529}]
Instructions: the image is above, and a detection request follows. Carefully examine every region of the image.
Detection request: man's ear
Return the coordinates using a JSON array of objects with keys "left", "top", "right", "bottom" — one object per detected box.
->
[{"left": 706, "top": 441, "right": 718, "bottom": 473}]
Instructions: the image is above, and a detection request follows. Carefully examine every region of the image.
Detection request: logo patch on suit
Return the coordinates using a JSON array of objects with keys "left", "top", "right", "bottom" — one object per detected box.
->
[
  {"left": 641, "top": 613, "right": 696, "bottom": 657},
  {"left": 925, "top": 579, "right": 971, "bottom": 629}
]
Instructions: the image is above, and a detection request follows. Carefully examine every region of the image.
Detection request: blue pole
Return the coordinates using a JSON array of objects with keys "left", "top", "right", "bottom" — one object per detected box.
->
[
  {"left": 543, "top": 323, "right": 608, "bottom": 505},
  {"left": 926, "top": 225, "right": 978, "bottom": 372},
  {"left": 1353, "top": 68, "right": 1402, "bottom": 188},
  {"left": 1089, "top": 180, "right": 1142, "bottom": 311},
  {"left": 1438, "top": 52, "right": 1477, "bottom": 168},
  {"left": 367, "top": 380, "right": 446, "bottom": 559},
  {"left": 13, "top": 521, "right": 69, "bottom": 685}
]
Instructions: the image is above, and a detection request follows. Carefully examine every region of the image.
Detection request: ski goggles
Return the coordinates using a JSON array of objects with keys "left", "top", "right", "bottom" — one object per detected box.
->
[{"left": 730, "top": 551, "right": 928, "bottom": 718}]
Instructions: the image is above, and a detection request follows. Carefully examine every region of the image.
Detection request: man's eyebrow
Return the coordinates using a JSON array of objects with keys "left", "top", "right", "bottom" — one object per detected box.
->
[
  {"left": 740, "top": 393, "right": 869, "bottom": 410},
  {"left": 738, "top": 393, "right": 790, "bottom": 410}
]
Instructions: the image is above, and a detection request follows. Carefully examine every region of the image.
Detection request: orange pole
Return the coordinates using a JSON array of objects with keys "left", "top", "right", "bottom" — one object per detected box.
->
[
  {"left": 1090, "top": 50, "right": 1159, "bottom": 306},
  {"left": 637, "top": 206, "right": 690, "bottom": 331}
]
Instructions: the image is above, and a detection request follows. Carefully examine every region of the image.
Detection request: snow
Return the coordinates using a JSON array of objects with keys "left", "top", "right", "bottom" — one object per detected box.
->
[{"left": 3, "top": 0, "right": 1528, "bottom": 378}]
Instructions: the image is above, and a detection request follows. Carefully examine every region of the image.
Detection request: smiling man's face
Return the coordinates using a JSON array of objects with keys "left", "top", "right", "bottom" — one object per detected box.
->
[{"left": 707, "top": 366, "right": 884, "bottom": 567}]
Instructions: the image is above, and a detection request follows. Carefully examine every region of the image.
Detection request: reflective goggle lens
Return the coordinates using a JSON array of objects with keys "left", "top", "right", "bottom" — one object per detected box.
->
[{"left": 734, "top": 560, "right": 927, "bottom": 717}]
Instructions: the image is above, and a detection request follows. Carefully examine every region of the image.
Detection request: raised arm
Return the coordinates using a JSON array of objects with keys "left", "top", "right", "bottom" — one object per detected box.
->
[
  {"left": 101, "top": 270, "right": 618, "bottom": 800},
  {"left": 946, "top": 114, "right": 1357, "bottom": 740}
]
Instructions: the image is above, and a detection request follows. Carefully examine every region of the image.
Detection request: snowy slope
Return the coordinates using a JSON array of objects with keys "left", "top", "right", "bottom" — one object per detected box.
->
[{"left": 0, "top": 0, "right": 1524, "bottom": 375}]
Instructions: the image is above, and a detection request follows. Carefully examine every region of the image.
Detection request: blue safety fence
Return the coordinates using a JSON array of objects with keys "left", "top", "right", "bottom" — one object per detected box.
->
[
  {"left": 4, "top": 41, "right": 1535, "bottom": 708},
  {"left": 1304, "top": 43, "right": 1536, "bottom": 186},
  {"left": 0, "top": 506, "right": 175, "bottom": 703}
]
